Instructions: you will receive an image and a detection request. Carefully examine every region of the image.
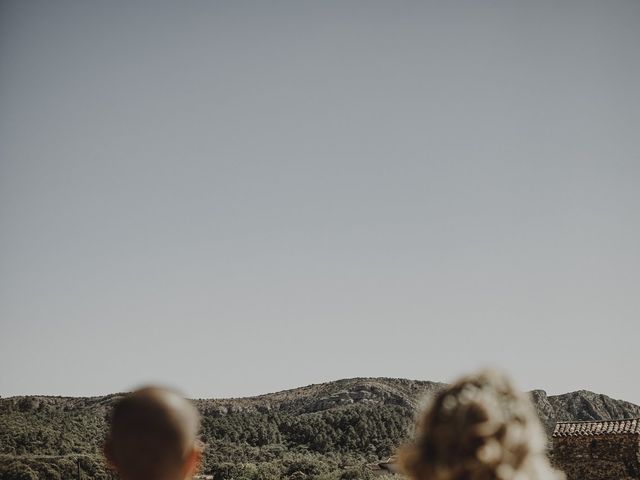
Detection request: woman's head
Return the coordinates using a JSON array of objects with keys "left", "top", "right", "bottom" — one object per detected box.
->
[{"left": 400, "top": 370, "right": 562, "bottom": 480}]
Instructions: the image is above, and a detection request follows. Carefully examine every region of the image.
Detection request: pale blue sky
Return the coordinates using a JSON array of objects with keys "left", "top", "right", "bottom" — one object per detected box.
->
[{"left": 1, "top": 1, "right": 639, "bottom": 402}]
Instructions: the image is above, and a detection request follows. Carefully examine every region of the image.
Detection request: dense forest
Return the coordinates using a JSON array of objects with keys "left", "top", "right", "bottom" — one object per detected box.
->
[{"left": 2, "top": 377, "right": 639, "bottom": 480}]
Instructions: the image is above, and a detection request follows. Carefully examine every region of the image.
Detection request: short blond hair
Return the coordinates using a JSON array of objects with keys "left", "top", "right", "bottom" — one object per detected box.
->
[
  {"left": 105, "top": 386, "right": 201, "bottom": 480},
  {"left": 399, "top": 370, "right": 562, "bottom": 480}
]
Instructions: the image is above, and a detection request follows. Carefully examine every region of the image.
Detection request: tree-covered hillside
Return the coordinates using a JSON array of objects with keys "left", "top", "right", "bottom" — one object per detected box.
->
[{"left": 1, "top": 377, "right": 639, "bottom": 480}]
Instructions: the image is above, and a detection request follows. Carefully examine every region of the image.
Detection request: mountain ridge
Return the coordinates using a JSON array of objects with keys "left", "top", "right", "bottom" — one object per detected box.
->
[{"left": 2, "top": 377, "right": 637, "bottom": 408}]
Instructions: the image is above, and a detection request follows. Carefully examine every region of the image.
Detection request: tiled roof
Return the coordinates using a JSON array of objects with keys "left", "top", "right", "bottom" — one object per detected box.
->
[{"left": 553, "top": 418, "right": 640, "bottom": 437}]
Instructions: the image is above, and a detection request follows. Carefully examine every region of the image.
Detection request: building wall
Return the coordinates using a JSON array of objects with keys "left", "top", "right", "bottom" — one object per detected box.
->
[{"left": 552, "top": 434, "right": 640, "bottom": 480}]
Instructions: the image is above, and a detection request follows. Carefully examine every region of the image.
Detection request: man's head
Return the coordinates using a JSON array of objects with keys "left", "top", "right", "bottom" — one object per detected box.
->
[{"left": 104, "top": 386, "right": 202, "bottom": 480}]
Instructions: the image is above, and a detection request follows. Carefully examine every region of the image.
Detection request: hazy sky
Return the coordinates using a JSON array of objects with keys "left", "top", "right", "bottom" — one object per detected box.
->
[{"left": 1, "top": 1, "right": 639, "bottom": 403}]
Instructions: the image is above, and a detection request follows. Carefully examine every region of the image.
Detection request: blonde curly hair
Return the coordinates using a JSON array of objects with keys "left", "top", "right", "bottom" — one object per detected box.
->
[{"left": 399, "top": 370, "right": 563, "bottom": 480}]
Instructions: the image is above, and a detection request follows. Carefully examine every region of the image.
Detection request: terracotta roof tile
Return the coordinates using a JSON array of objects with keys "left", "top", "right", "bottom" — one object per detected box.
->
[{"left": 553, "top": 418, "right": 640, "bottom": 437}]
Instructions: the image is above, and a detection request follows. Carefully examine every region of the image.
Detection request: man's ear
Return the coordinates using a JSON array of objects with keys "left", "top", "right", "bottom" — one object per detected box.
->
[
  {"left": 183, "top": 444, "right": 203, "bottom": 478},
  {"left": 103, "top": 437, "right": 116, "bottom": 470}
]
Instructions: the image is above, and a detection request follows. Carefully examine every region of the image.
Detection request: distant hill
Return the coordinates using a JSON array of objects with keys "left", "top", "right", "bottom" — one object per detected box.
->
[{"left": 2, "top": 378, "right": 639, "bottom": 480}]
